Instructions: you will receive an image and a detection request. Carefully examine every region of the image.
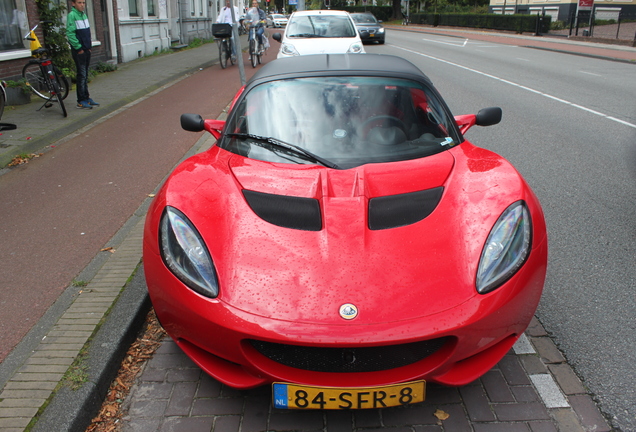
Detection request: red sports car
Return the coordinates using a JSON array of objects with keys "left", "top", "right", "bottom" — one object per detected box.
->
[{"left": 143, "top": 54, "right": 548, "bottom": 410}]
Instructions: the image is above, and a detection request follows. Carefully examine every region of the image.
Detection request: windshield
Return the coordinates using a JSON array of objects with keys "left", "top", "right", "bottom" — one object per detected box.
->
[
  {"left": 220, "top": 77, "right": 460, "bottom": 169},
  {"left": 352, "top": 14, "right": 378, "bottom": 24},
  {"left": 286, "top": 14, "right": 357, "bottom": 38}
]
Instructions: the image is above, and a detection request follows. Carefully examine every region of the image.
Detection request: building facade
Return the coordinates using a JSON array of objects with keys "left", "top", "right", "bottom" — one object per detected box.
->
[{"left": 1, "top": 0, "right": 247, "bottom": 80}]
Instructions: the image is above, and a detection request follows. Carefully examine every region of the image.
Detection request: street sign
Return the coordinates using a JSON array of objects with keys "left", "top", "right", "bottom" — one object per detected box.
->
[{"left": 577, "top": 0, "right": 593, "bottom": 11}]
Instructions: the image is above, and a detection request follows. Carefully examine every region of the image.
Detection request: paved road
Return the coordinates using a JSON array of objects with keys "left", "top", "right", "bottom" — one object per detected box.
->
[{"left": 0, "top": 27, "right": 633, "bottom": 431}]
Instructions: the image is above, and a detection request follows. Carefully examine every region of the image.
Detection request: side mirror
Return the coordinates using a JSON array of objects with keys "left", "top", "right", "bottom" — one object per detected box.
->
[
  {"left": 475, "top": 107, "right": 502, "bottom": 127},
  {"left": 181, "top": 113, "right": 225, "bottom": 140},
  {"left": 273, "top": 32, "right": 282, "bottom": 42},
  {"left": 181, "top": 113, "right": 204, "bottom": 132},
  {"left": 454, "top": 107, "right": 503, "bottom": 135}
]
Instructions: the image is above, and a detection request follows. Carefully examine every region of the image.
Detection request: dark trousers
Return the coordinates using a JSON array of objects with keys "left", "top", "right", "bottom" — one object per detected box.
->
[{"left": 72, "top": 48, "right": 91, "bottom": 103}]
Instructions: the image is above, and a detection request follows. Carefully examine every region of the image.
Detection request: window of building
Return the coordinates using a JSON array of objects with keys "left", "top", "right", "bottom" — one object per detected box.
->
[
  {"left": 129, "top": 0, "right": 139, "bottom": 16},
  {"left": 147, "top": 0, "right": 156, "bottom": 16},
  {"left": 1, "top": 0, "right": 28, "bottom": 51}
]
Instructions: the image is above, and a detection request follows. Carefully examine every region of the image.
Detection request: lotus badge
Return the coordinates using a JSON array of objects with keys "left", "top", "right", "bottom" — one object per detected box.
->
[{"left": 339, "top": 303, "right": 358, "bottom": 320}]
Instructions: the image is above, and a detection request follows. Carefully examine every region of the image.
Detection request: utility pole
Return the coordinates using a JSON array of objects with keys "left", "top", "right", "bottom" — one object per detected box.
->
[{"left": 229, "top": 0, "right": 246, "bottom": 85}]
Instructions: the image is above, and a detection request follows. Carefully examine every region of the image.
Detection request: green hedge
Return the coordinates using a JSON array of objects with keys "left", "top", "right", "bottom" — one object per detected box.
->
[
  {"left": 337, "top": 7, "right": 552, "bottom": 34},
  {"left": 411, "top": 13, "right": 552, "bottom": 33}
]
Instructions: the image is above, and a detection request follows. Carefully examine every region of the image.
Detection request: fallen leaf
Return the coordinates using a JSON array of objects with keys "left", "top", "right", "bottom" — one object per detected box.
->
[
  {"left": 101, "top": 247, "right": 115, "bottom": 253},
  {"left": 85, "top": 309, "right": 166, "bottom": 432},
  {"left": 148, "top": 194, "right": 155, "bottom": 197},
  {"left": 434, "top": 409, "right": 450, "bottom": 421}
]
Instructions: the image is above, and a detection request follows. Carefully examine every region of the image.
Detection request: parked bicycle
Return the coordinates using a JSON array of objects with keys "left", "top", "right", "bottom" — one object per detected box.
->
[
  {"left": 22, "top": 23, "right": 69, "bottom": 117},
  {"left": 212, "top": 23, "right": 236, "bottom": 69},
  {"left": 248, "top": 24, "right": 265, "bottom": 68},
  {"left": 0, "top": 81, "right": 5, "bottom": 120},
  {"left": 0, "top": 80, "right": 17, "bottom": 131}
]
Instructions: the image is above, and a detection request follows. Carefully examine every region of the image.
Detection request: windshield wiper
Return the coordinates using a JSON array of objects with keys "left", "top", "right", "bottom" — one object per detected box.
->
[{"left": 226, "top": 133, "right": 340, "bottom": 169}]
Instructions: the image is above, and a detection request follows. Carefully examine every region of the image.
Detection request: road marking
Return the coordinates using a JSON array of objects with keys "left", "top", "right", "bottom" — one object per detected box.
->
[
  {"left": 513, "top": 333, "right": 536, "bottom": 354},
  {"left": 530, "top": 374, "right": 570, "bottom": 408},
  {"left": 421, "top": 37, "right": 468, "bottom": 47},
  {"left": 579, "top": 70, "right": 602, "bottom": 77},
  {"left": 395, "top": 46, "right": 636, "bottom": 130}
]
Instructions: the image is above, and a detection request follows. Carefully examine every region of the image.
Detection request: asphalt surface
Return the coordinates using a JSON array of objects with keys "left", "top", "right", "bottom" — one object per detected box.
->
[{"left": 0, "top": 26, "right": 634, "bottom": 431}]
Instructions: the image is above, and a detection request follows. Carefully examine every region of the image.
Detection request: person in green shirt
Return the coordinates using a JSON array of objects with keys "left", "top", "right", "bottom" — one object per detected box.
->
[{"left": 66, "top": 0, "right": 99, "bottom": 109}]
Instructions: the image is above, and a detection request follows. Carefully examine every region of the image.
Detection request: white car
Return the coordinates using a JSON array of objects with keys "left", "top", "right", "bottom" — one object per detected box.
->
[
  {"left": 266, "top": 13, "right": 288, "bottom": 28},
  {"left": 272, "top": 10, "right": 365, "bottom": 58}
]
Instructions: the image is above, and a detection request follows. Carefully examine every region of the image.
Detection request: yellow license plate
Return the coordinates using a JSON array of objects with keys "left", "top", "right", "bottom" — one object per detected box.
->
[
  {"left": 273, "top": 380, "right": 425, "bottom": 409},
  {"left": 370, "top": 32, "right": 375, "bottom": 37}
]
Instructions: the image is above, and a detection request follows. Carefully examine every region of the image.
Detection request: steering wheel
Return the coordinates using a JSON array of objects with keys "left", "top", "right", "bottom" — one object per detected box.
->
[{"left": 361, "top": 115, "right": 407, "bottom": 137}]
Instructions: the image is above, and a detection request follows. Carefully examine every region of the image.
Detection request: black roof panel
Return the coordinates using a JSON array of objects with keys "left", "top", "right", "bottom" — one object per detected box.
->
[{"left": 249, "top": 54, "right": 431, "bottom": 85}]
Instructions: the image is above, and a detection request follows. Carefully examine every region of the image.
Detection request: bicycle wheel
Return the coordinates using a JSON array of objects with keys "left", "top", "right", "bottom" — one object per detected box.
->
[
  {"left": 250, "top": 39, "right": 257, "bottom": 68},
  {"left": 54, "top": 66, "right": 70, "bottom": 100},
  {"left": 219, "top": 40, "right": 228, "bottom": 69},
  {"left": 257, "top": 41, "right": 262, "bottom": 65},
  {"left": 51, "top": 75, "right": 67, "bottom": 117},
  {"left": 22, "top": 61, "right": 51, "bottom": 100},
  {"left": 0, "top": 87, "right": 5, "bottom": 120}
]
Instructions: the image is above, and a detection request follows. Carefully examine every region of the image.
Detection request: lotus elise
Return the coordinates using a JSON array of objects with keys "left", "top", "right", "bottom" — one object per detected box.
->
[{"left": 143, "top": 54, "right": 548, "bottom": 410}]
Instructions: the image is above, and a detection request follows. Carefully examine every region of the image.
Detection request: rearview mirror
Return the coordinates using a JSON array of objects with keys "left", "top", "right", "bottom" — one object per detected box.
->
[{"left": 273, "top": 33, "right": 282, "bottom": 43}]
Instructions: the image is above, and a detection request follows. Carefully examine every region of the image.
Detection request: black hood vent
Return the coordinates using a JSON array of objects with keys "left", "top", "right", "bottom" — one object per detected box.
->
[
  {"left": 369, "top": 187, "right": 444, "bottom": 230},
  {"left": 242, "top": 190, "right": 322, "bottom": 231},
  {"left": 243, "top": 187, "right": 443, "bottom": 232}
]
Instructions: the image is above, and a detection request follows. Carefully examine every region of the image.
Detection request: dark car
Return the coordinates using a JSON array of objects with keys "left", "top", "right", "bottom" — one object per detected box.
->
[{"left": 350, "top": 12, "right": 385, "bottom": 44}]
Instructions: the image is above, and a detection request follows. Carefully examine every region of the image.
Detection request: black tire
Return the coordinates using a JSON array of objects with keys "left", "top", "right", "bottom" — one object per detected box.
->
[
  {"left": 54, "top": 66, "right": 70, "bottom": 100},
  {"left": 219, "top": 40, "right": 228, "bottom": 69},
  {"left": 51, "top": 76, "right": 67, "bottom": 117},
  {"left": 230, "top": 39, "right": 236, "bottom": 65},
  {"left": 22, "top": 61, "right": 51, "bottom": 100},
  {"left": 250, "top": 39, "right": 257, "bottom": 68}
]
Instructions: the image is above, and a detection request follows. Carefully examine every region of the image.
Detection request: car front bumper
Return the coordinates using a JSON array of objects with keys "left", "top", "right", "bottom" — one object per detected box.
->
[{"left": 145, "top": 236, "right": 547, "bottom": 390}]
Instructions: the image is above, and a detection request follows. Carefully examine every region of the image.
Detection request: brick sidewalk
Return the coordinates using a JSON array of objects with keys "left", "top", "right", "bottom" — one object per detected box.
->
[{"left": 118, "top": 317, "right": 611, "bottom": 431}]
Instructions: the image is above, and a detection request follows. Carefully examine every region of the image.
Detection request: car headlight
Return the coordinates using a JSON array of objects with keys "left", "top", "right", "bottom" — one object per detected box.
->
[
  {"left": 348, "top": 42, "right": 363, "bottom": 54},
  {"left": 378, "top": 28, "right": 385, "bottom": 33},
  {"left": 281, "top": 43, "right": 299, "bottom": 56},
  {"left": 476, "top": 201, "right": 532, "bottom": 294},
  {"left": 159, "top": 206, "right": 219, "bottom": 298}
]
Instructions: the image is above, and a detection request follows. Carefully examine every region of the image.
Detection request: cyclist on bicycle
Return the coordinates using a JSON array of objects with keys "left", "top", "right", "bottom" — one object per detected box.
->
[
  {"left": 216, "top": 0, "right": 239, "bottom": 60},
  {"left": 245, "top": 0, "right": 267, "bottom": 50}
]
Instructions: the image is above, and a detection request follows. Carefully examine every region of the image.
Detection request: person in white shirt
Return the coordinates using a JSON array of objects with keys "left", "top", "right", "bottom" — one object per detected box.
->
[{"left": 216, "top": 0, "right": 239, "bottom": 58}]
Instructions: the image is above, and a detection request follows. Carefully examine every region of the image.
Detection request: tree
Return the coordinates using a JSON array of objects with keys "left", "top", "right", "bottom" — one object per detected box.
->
[
  {"left": 392, "top": 0, "right": 402, "bottom": 19},
  {"left": 35, "top": 0, "right": 73, "bottom": 72}
]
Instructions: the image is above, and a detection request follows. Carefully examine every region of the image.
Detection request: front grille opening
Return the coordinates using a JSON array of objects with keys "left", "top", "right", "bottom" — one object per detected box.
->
[{"left": 249, "top": 338, "right": 450, "bottom": 373}]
